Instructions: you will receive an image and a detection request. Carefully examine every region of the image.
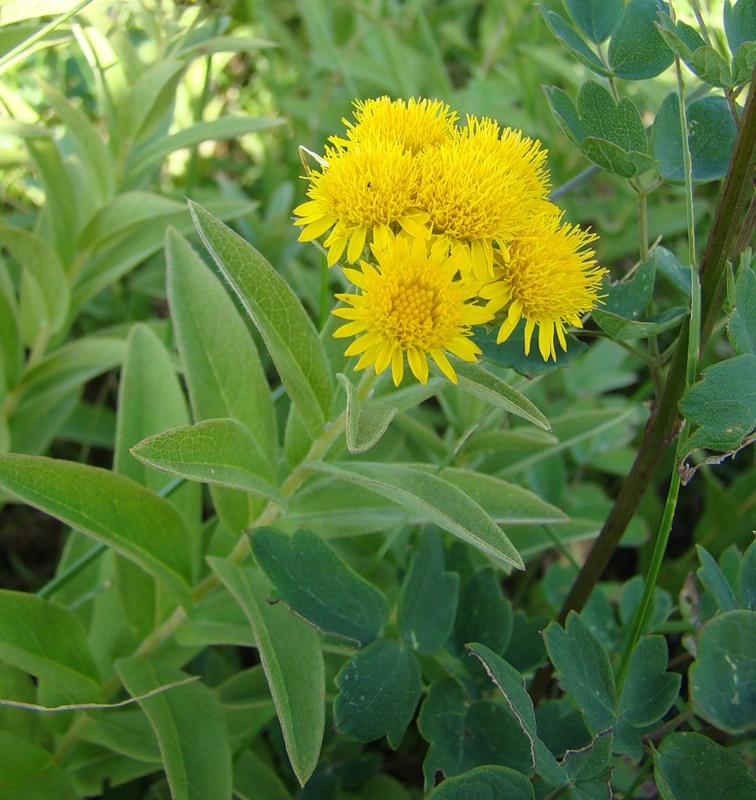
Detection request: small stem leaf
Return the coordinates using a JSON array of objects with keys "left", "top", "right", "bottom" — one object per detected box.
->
[{"left": 337, "top": 372, "right": 396, "bottom": 454}]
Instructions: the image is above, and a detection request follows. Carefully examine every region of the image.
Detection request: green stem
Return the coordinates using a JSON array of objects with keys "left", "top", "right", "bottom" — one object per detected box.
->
[
  {"left": 618, "top": 51, "right": 703, "bottom": 690},
  {"left": 0, "top": 0, "right": 95, "bottom": 75},
  {"left": 529, "top": 70, "right": 756, "bottom": 706}
]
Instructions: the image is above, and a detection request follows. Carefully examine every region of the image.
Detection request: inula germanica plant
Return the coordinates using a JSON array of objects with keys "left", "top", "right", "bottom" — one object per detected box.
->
[{"left": 0, "top": 1, "right": 754, "bottom": 799}]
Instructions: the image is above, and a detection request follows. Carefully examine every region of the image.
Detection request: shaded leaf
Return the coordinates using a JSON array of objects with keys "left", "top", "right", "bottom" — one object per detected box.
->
[
  {"left": 696, "top": 545, "right": 738, "bottom": 612},
  {"left": 427, "top": 765, "right": 534, "bottom": 800},
  {"left": 418, "top": 679, "right": 533, "bottom": 789},
  {"left": 727, "top": 255, "right": 756, "bottom": 355},
  {"left": 400, "top": 529, "right": 459, "bottom": 654},
  {"left": 652, "top": 93, "right": 738, "bottom": 182},
  {"left": 467, "top": 643, "right": 564, "bottom": 787},
  {"left": 251, "top": 527, "right": 389, "bottom": 646},
  {"left": 679, "top": 353, "right": 756, "bottom": 454},
  {"left": 543, "top": 612, "right": 616, "bottom": 733},
  {"left": 334, "top": 639, "right": 422, "bottom": 749},
  {"left": 689, "top": 609, "right": 756, "bottom": 734},
  {"left": 653, "top": 731, "right": 756, "bottom": 800}
]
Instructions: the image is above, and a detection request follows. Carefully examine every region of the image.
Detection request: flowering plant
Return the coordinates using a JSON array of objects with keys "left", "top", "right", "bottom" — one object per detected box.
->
[
  {"left": 0, "top": 2, "right": 753, "bottom": 799},
  {"left": 295, "top": 97, "right": 606, "bottom": 380}
]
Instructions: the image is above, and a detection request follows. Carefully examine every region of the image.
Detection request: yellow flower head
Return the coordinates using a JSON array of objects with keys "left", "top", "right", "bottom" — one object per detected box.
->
[
  {"left": 293, "top": 138, "right": 429, "bottom": 266},
  {"left": 333, "top": 96, "right": 458, "bottom": 154},
  {"left": 332, "top": 234, "right": 492, "bottom": 385},
  {"left": 417, "top": 115, "right": 555, "bottom": 280},
  {"left": 480, "top": 214, "right": 606, "bottom": 361}
]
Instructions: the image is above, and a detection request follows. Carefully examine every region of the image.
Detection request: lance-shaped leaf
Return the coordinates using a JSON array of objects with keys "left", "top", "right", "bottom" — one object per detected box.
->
[
  {"left": 131, "top": 418, "right": 283, "bottom": 505},
  {"left": 442, "top": 358, "right": 550, "bottom": 430},
  {"left": 0, "top": 455, "right": 193, "bottom": 605},
  {"left": 309, "top": 461, "right": 524, "bottom": 570},
  {"left": 208, "top": 559, "right": 324, "bottom": 786},
  {"left": 165, "top": 228, "right": 277, "bottom": 534},
  {"left": 116, "top": 658, "right": 232, "bottom": 800},
  {"left": 188, "top": 201, "right": 333, "bottom": 438}
]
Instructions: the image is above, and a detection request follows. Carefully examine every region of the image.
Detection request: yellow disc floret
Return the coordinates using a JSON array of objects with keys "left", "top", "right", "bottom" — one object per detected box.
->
[
  {"left": 333, "top": 96, "right": 458, "bottom": 154},
  {"left": 480, "top": 214, "right": 606, "bottom": 361},
  {"left": 332, "top": 233, "right": 492, "bottom": 385},
  {"left": 417, "top": 116, "right": 555, "bottom": 280}
]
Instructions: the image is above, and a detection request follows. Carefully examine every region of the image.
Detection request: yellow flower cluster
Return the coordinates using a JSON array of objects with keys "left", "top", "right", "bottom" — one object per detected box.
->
[{"left": 294, "top": 96, "right": 606, "bottom": 384}]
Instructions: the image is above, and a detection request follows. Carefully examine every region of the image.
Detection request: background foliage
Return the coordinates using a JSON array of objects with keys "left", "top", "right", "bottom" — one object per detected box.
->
[{"left": 0, "top": 1, "right": 753, "bottom": 799}]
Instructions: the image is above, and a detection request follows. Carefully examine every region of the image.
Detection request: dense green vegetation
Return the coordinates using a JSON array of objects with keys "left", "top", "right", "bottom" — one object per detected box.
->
[{"left": 0, "top": 1, "right": 753, "bottom": 798}]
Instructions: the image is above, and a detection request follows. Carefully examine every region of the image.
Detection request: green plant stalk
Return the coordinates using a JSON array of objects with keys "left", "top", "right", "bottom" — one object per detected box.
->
[
  {"left": 0, "top": 0, "right": 95, "bottom": 76},
  {"left": 617, "top": 50, "right": 702, "bottom": 689},
  {"left": 529, "top": 72, "right": 756, "bottom": 704}
]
